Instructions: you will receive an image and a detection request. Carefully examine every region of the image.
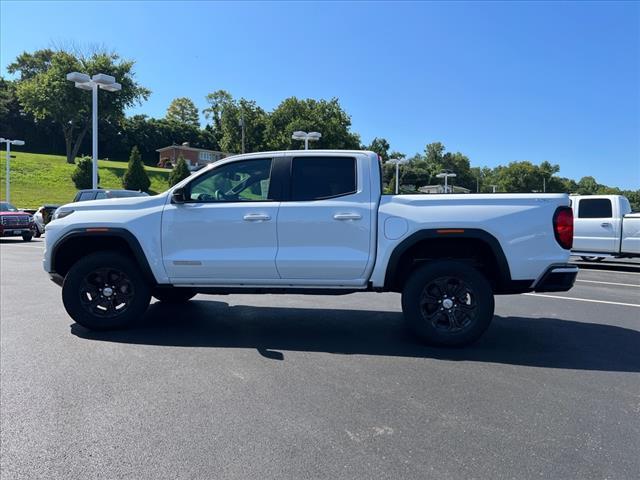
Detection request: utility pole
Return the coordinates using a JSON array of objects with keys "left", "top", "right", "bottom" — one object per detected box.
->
[{"left": 543, "top": 176, "right": 546, "bottom": 193}]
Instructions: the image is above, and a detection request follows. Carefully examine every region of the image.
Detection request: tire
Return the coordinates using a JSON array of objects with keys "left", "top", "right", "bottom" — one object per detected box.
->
[
  {"left": 62, "top": 251, "right": 151, "bottom": 330},
  {"left": 580, "top": 256, "right": 605, "bottom": 262},
  {"left": 401, "top": 260, "right": 495, "bottom": 347},
  {"left": 22, "top": 233, "right": 33, "bottom": 242},
  {"left": 153, "top": 287, "right": 196, "bottom": 303},
  {"left": 34, "top": 230, "right": 41, "bottom": 238}
]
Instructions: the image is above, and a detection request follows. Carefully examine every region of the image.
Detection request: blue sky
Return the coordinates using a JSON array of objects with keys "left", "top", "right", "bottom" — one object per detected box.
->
[{"left": 1, "top": 1, "right": 639, "bottom": 188}]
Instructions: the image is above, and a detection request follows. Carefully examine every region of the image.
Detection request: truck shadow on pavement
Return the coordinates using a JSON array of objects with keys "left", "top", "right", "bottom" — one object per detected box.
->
[{"left": 71, "top": 299, "right": 640, "bottom": 373}]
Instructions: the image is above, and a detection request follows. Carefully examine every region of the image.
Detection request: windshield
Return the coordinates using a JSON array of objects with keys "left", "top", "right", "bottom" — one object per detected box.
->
[{"left": 0, "top": 202, "right": 18, "bottom": 212}]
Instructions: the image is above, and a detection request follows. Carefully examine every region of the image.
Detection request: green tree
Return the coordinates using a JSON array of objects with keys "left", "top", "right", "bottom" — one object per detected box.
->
[
  {"left": 8, "top": 48, "right": 150, "bottom": 163},
  {"left": 71, "top": 156, "right": 98, "bottom": 189},
  {"left": 166, "top": 97, "right": 200, "bottom": 128},
  {"left": 168, "top": 155, "right": 191, "bottom": 186},
  {"left": 202, "top": 90, "right": 267, "bottom": 153},
  {"left": 264, "top": 97, "right": 360, "bottom": 150},
  {"left": 366, "top": 137, "right": 391, "bottom": 162},
  {"left": 122, "top": 146, "right": 150, "bottom": 192},
  {"left": 577, "top": 176, "right": 599, "bottom": 195}
]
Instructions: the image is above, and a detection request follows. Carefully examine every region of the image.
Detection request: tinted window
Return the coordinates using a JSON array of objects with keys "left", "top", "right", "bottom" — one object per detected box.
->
[
  {"left": 578, "top": 199, "right": 612, "bottom": 218},
  {"left": 188, "top": 159, "right": 273, "bottom": 202},
  {"left": 95, "top": 192, "right": 107, "bottom": 199},
  {"left": 77, "top": 192, "right": 95, "bottom": 201},
  {"left": 291, "top": 157, "right": 356, "bottom": 201}
]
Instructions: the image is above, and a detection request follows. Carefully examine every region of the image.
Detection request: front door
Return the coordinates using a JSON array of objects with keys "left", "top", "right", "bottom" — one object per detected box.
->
[
  {"left": 162, "top": 157, "right": 280, "bottom": 282},
  {"left": 276, "top": 155, "right": 374, "bottom": 281}
]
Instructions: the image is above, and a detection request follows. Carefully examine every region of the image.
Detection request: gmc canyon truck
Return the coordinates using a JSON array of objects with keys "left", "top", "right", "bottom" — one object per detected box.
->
[{"left": 44, "top": 150, "right": 577, "bottom": 346}]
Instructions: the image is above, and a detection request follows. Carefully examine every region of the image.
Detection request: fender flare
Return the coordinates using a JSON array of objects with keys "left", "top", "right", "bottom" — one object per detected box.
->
[
  {"left": 383, "top": 228, "right": 513, "bottom": 291},
  {"left": 50, "top": 227, "right": 157, "bottom": 284}
]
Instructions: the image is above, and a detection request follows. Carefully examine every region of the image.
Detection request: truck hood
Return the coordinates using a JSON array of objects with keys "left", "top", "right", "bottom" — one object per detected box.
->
[
  {"left": 58, "top": 193, "right": 168, "bottom": 212},
  {"left": 0, "top": 211, "right": 32, "bottom": 216}
]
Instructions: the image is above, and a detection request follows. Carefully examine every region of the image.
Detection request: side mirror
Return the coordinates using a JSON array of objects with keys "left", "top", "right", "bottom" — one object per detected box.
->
[{"left": 172, "top": 187, "right": 187, "bottom": 204}]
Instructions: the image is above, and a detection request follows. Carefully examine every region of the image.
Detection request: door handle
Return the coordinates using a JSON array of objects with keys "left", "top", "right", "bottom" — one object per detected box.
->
[
  {"left": 601, "top": 222, "right": 611, "bottom": 227},
  {"left": 333, "top": 213, "right": 362, "bottom": 221},
  {"left": 243, "top": 213, "right": 271, "bottom": 221}
]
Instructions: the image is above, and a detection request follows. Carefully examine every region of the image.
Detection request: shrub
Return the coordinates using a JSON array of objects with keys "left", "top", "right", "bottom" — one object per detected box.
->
[
  {"left": 168, "top": 155, "right": 191, "bottom": 186},
  {"left": 71, "top": 157, "right": 99, "bottom": 190},
  {"left": 122, "top": 146, "right": 151, "bottom": 192}
]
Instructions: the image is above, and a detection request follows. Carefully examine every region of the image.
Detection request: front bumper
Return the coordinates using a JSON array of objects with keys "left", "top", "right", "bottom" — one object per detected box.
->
[
  {"left": 534, "top": 264, "right": 578, "bottom": 292},
  {"left": 49, "top": 273, "right": 64, "bottom": 287}
]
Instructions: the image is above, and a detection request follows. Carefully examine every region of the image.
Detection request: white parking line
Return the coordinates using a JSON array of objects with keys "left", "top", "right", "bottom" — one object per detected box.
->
[
  {"left": 578, "top": 269, "right": 640, "bottom": 276},
  {"left": 524, "top": 293, "right": 640, "bottom": 308},
  {"left": 576, "top": 279, "right": 640, "bottom": 288}
]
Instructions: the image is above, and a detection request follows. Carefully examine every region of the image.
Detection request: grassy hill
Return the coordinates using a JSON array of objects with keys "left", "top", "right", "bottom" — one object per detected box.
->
[{"left": 0, "top": 151, "right": 171, "bottom": 208}]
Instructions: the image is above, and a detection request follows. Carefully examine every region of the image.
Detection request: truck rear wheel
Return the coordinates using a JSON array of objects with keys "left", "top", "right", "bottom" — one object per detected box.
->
[
  {"left": 401, "top": 261, "right": 494, "bottom": 347},
  {"left": 153, "top": 287, "right": 196, "bottom": 303},
  {"left": 62, "top": 252, "right": 151, "bottom": 330}
]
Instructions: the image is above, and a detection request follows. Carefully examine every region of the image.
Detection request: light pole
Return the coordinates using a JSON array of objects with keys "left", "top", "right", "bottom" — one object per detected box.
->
[
  {"left": 436, "top": 171, "right": 457, "bottom": 193},
  {"left": 292, "top": 131, "right": 321, "bottom": 150},
  {"left": 1, "top": 138, "right": 25, "bottom": 203},
  {"left": 66, "top": 72, "right": 122, "bottom": 189},
  {"left": 387, "top": 157, "right": 409, "bottom": 194}
]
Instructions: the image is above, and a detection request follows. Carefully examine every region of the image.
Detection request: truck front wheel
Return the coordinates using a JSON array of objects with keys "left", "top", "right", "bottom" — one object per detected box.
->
[
  {"left": 401, "top": 261, "right": 494, "bottom": 347},
  {"left": 62, "top": 252, "right": 151, "bottom": 330}
]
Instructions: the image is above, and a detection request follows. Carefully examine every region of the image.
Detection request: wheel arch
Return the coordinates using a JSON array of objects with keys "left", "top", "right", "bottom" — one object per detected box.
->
[
  {"left": 50, "top": 228, "right": 157, "bottom": 285},
  {"left": 383, "top": 229, "right": 517, "bottom": 293}
]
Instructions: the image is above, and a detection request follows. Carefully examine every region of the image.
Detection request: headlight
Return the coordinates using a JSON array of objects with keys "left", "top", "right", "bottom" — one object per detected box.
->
[{"left": 53, "top": 209, "right": 74, "bottom": 220}]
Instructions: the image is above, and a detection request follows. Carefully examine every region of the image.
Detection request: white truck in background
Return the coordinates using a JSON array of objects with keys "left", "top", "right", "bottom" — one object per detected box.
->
[{"left": 570, "top": 194, "right": 640, "bottom": 261}]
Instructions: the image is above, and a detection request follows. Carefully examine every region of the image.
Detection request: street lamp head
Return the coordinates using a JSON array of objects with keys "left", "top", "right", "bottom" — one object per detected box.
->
[
  {"left": 11, "top": 140, "right": 25, "bottom": 146},
  {"left": 91, "top": 73, "right": 116, "bottom": 85},
  {"left": 75, "top": 82, "right": 93, "bottom": 91},
  {"left": 307, "top": 132, "right": 322, "bottom": 141},
  {"left": 66, "top": 72, "right": 91, "bottom": 83},
  {"left": 100, "top": 82, "right": 121, "bottom": 92},
  {"left": 292, "top": 131, "right": 306, "bottom": 139}
]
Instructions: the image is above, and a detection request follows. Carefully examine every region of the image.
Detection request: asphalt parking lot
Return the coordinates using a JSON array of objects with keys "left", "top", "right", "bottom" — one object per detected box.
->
[{"left": 1, "top": 238, "right": 639, "bottom": 480}]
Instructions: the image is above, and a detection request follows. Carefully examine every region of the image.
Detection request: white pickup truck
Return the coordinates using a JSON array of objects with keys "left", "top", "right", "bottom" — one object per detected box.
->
[
  {"left": 44, "top": 150, "right": 577, "bottom": 346},
  {"left": 570, "top": 194, "right": 640, "bottom": 261}
]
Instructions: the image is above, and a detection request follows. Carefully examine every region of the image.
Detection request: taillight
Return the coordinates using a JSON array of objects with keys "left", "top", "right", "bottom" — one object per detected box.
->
[{"left": 553, "top": 207, "right": 573, "bottom": 250}]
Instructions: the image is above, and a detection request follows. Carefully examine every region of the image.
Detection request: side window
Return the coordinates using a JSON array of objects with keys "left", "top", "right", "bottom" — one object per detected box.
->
[
  {"left": 290, "top": 157, "right": 357, "bottom": 201},
  {"left": 95, "top": 192, "right": 107, "bottom": 199},
  {"left": 578, "top": 199, "right": 612, "bottom": 218},
  {"left": 78, "top": 192, "right": 95, "bottom": 201},
  {"left": 187, "top": 159, "right": 273, "bottom": 202}
]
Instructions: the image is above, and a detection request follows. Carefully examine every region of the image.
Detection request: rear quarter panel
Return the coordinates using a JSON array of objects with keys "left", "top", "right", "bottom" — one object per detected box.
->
[{"left": 371, "top": 194, "right": 572, "bottom": 287}]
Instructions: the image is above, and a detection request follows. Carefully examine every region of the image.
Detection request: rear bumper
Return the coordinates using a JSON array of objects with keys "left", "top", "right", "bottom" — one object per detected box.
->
[{"left": 533, "top": 264, "right": 578, "bottom": 292}]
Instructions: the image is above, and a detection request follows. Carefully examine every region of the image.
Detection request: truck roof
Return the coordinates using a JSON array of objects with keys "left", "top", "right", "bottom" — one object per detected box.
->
[{"left": 223, "top": 149, "right": 377, "bottom": 160}]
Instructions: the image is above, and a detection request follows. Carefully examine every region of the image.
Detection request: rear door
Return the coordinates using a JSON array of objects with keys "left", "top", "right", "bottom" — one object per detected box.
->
[
  {"left": 275, "top": 155, "right": 374, "bottom": 282},
  {"left": 573, "top": 197, "right": 618, "bottom": 253}
]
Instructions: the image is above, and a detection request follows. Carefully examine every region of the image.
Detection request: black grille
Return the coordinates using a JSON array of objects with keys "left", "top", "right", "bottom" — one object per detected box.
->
[{"left": 1, "top": 216, "right": 31, "bottom": 226}]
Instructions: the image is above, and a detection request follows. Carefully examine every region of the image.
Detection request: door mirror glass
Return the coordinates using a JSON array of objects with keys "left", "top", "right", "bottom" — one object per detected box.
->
[{"left": 172, "top": 187, "right": 187, "bottom": 204}]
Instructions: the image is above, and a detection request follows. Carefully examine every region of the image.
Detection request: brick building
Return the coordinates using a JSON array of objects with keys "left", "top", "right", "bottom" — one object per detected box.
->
[{"left": 156, "top": 143, "right": 230, "bottom": 170}]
